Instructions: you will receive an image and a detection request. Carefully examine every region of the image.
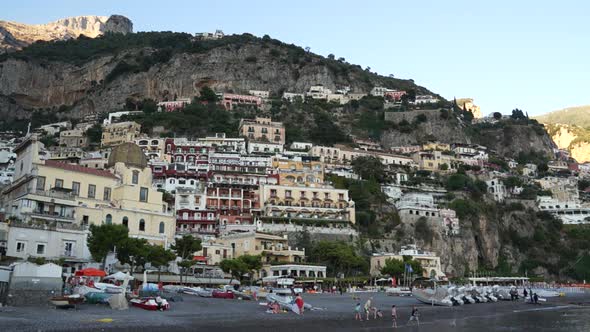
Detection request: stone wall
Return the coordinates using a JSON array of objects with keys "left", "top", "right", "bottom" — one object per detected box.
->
[{"left": 7, "top": 277, "right": 62, "bottom": 306}]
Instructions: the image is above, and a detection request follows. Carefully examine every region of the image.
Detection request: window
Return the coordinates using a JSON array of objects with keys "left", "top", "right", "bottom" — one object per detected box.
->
[
  {"left": 139, "top": 219, "right": 145, "bottom": 231},
  {"left": 55, "top": 179, "right": 64, "bottom": 188},
  {"left": 140, "top": 187, "right": 149, "bottom": 202},
  {"left": 88, "top": 184, "right": 96, "bottom": 199},
  {"left": 103, "top": 187, "right": 111, "bottom": 201},
  {"left": 82, "top": 215, "right": 89, "bottom": 226},
  {"left": 159, "top": 222, "right": 165, "bottom": 234},
  {"left": 131, "top": 170, "right": 140, "bottom": 185},
  {"left": 36, "top": 243, "right": 46, "bottom": 255},
  {"left": 122, "top": 216, "right": 128, "bottom": 228},
  {"left": 16, "top": 241, "right": 25, "bottom": 253},
  {"left": 72, "top": 182, "right": 80, "bottom": 195},
  {"left": 36, "top": 176, "right": 46, "bottom": 191},
  {"left": 64, "top": 242, "right": 74, "bottom": 256},
  {"left": 105, "top": 214, "right": 112, "bottom": 225}
]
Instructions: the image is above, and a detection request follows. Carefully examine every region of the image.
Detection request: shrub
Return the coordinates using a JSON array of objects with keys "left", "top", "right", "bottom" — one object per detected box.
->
[{"left": 245, "top": 55, "right": 257, "bottom": 63}]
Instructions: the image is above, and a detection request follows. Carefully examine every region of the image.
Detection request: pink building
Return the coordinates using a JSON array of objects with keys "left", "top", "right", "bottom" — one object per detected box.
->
[
  {"left": 221, "top": 93, "right": 262, "bottom": 110},
  {"left": 384, "top": 90, "right": 407, "bottom": 101}
]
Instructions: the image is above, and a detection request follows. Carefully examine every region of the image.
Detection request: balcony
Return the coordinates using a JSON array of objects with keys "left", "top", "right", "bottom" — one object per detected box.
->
[
  {"left": 177, "top": 216, "right": 217, "bottom": 223},
  {"left": 27, "top": 188, "right": 76, "bottom": 202},
  {"left": 28, "top": 210, "right": 75, "bottom": 223}
]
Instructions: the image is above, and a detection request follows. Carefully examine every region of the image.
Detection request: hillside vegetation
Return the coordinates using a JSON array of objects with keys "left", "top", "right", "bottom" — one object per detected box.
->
[{"left": 535, "top": 105, "right": 590, "bottom": 128}]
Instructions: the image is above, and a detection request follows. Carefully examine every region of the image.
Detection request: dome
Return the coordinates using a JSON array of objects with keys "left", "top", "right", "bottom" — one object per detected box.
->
[{"left": 107, "top": 142, "right": 148, "bottom": 168}]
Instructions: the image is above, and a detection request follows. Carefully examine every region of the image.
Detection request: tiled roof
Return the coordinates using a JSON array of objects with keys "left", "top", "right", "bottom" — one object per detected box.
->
[{"left": 44, "top": 160, "right": 118, "bottom": 179}]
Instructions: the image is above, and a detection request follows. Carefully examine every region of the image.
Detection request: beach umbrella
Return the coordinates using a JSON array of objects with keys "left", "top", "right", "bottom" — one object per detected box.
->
[{"left": 75, "top": 268, "right": 107, "bottom": 277}]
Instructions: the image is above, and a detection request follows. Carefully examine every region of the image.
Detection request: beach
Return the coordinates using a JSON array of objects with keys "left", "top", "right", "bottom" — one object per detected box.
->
[{"left": 1, "top": 292, "right": 589, "bottom": 331}]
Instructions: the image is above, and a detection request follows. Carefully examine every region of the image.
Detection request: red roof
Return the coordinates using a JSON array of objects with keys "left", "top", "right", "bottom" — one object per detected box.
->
[
  {"left": 44, "top": 160, "right": 118, "bottom": 179},
  {"left": 193, "top": 256, "right": 207, "bottom": 262}
]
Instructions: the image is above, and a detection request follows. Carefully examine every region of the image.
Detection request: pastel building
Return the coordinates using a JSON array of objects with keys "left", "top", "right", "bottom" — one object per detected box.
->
[
  {"left": 221, "top": 93, "right": 262, "bottom": 110},
  {"left": 101, "top": 121, "right": 141, "bottom": 147},
  {"left": 239, "top": 117, "right": 286, "bottom": 145},
  {"left": 370, "top": 245, "right": 445, "bottom": 279}
]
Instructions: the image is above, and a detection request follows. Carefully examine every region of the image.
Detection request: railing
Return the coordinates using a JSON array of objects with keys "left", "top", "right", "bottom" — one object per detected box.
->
[{"left": 28, "top": 189, "right": 75, "bottom": 201}]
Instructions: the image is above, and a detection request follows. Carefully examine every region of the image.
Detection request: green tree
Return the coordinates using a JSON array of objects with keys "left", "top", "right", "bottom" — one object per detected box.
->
[
  {"left": 351, "top": 156, "right": 386, "bottom": 183},
  {"left": 142, "top": 99, "right": 158, "bottom": 114},
  {"left": 220, "top": 258, "right": 249, "bottom": 284},
  {"left": 171, "top": 235, "right": 202, "bottom": 283},
  {"left": 237, "top": 255, "right": 263, "bottom": 284},
  {"left": 85, "top": 123, "right": 103, "bottom": 145},
  {"left": 380, "top": 258, "right": 404, "bottom": 277},
  {"left": 199, "top": 86, "right": 218, "bottom": 102},
  {"left": 87, "top": 224, "right": 129, "bottom": 269},
  {"left": 147, "top": 244, "right": 176, "bottom": 282},
  {"left": 116, "top": 237, "right": 149, "bottom": 273},
  {"left": 511, "top": 108, "right": 526, "bottom": 120},
  {"left": 308, "top": 241, "right": 367, "bottom": 277}
]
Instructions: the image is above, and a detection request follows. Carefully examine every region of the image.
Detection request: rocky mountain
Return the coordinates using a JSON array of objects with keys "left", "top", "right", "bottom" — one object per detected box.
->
[
  {"left": 0, "top": 15, "right": 132, "bottom": 53},
  {"left": 0, "top": 32, "right": 435, "bottom": 122},
  {"left": 535, "top": 105, "right": 590, "bottom": 162}
]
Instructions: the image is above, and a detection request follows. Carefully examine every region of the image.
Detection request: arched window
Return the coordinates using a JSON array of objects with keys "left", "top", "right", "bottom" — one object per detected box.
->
[
  {"left": 139, "top": 219, "right": 145, "bottom": 231},
  {"left": 159, "top": 222, "right": 165, "bottom": 234},
  {"left": 122, "top": 216, "right": 128, "bottom": 228},
  {"left": 105, "top": 214, "right": 112, "bottom": 225}
]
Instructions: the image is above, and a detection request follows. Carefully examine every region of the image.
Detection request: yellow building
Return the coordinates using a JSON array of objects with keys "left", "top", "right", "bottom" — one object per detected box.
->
[
  {"left": 272, "top": 155, "right": 324, "bottom": 186},
  {"left": 421, "top": 142, "right": 451, "bottom": 152},
  {"left": 3, "top": 137, "right": 175, "bottom": 247},
  {"left": 238, "top": 117, "right": 285, "bottom": 145},
  {"left": 215, "top": 231, "right": 305, "bottom": 278},
  {"left": 259, "top": 184, "right": 356, "bottom": 224},
  {"left": 101, "top": 121, "right": 141, "bottom": 147},
  {"left": 370, "top": 245, "right": 445, "bottom": 279},
  {"left": 412, "top": 151, "right": 455, "bottom": 172}
]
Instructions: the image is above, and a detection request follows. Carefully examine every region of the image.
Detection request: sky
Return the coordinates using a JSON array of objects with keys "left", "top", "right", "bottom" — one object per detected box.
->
[{"left": 3, "top": 0, "right": 589, "bottom": 116}]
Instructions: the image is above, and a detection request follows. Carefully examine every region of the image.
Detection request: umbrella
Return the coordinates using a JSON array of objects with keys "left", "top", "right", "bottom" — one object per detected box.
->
[
  {"left": 75, "top": 268, "right": 107, "bottom": 277},
  {"left": 104, "top": 271, "right": 135, "bottom": 281}
]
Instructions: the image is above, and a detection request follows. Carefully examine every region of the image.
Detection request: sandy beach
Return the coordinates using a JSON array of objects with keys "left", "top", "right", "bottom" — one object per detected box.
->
[{"left": 1, "top": 292, "right": 589, "bottom": 331}]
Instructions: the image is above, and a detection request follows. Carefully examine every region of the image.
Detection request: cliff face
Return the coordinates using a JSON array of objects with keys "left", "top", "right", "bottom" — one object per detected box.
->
[
  {"left": 0, "top": 15, "right": 132, "bottom": 53},
  {"left": 545, "top": 124, "right": 590, "bottom": 163},
  {"left": 0, "top": 39, "right": 433, "bottom": 120}
]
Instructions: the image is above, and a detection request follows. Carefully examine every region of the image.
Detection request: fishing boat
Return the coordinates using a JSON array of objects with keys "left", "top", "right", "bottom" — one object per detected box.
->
[
  {"left": 130, "top": 297, "right": 170, "bottom": 311},
  {"left": 411, "top": 287, "right": 453, "bottom": 307},
  {"left": 84, "top": 291, "right": 112, "bottom": 304},
  {"left": 232, "top": 290, "right": 253, "bottom": 300},
  {"left": 49, "top": 294, "right": 84, "bottom": 308}
]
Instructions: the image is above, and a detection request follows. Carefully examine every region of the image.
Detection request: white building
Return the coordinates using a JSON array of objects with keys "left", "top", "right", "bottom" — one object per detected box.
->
[
  {"left": 102, "top": 111, "right": 143, "bottom": 125},
  {"left": 486, "top": 178, "right": 507, "bottom": 202},
  {"left": 396, "top": 192, "right": 440, "bottom": 218},
  {"left": 196, "top": 133, "right": 246, "bottom": 154},
  {"left": 247, "top": 141, "right": 284, "bottom": 154},
  {"left": 305, "top": 85, "right": 332, "bottom": 99},
  {"left": 282, "top": 92, "right": 305, "bottom": 102},
  {"left": 269, "top": 264, "right": 326, "bottom": 278},
  {"left": 248, "top": 90, "right": 270, "bottom": 99},
  {"left": 537, "top": 196, "right": 590, "bottom": 225},
  {"left": 370, "top": 245, "right": 445, "bottom": 279},
  {"left": 412, "top": 95, "right": 440, "bottom": 104},
  {"left": 6, "top": 222, "right": 91, "bottom": 264},
  {"left": 37, "top": 121, "right": 71, "bottom": 136},
  {"left": 290, "top": 142, "right": 313, "bottom": 151}
]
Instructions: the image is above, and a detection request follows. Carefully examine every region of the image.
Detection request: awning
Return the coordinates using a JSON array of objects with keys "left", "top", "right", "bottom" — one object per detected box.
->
[
  {"left": 193, "top": 255, "right": 207, "bottom": 262},
  {"left": 75, "top": 268, "right": 106, "bottom": 277}
]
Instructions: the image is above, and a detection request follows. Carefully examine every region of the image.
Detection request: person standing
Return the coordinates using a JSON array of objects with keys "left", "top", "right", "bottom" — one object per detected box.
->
[
  {"left": 533, "top": 293, "right": 539, "bottom": 304},
  {"left": 523, "top": 288, "right": 528, "bottom": 301},
  {"left": 391, "top": 304, "right": 398, "bottom": 328},
  {"left": 364, "top": 297, "right": 373, "bottom": 320},
  {"left": 295, "top": 293, "right": 304, "bottom": 315}
]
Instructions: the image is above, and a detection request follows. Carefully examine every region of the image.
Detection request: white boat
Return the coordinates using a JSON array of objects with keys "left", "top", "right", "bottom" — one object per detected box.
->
[
  {"left": 447, "top": 286, "right": 464, "bottom": 305},
  {"left": 411, "top": 287, "right": 453, "bottom": 307},
  {"left": 385, "top": 287, "right": 412, "bottom": 296},
  {"left": 94, "top": 282, "right": 124, "bottom": 294},
  {"left": 197, "top": 289, "right": 213, "bottom": 297}
]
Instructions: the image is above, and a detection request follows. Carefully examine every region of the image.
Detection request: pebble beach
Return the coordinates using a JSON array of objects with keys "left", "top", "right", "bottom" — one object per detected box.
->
[{"left": 1, "top": 292, "right": 590, "bottom": 331}]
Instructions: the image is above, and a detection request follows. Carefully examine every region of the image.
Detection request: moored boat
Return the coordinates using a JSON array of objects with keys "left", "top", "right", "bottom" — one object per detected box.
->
[
  {"left": 49, "top": 294, "right": 84, "bottom": 308},
  {"left": 130, "top": 297, "right": 170, "bottom": 311},
  {"left": 212, "top": 290, "right": 234, "bottom": 299}
]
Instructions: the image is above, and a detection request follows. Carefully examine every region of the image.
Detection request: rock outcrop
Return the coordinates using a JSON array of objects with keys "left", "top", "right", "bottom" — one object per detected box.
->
[
  {"left": 545, "top": 124, "right": 590, "bottom": 163},
  {"left": 0, "top": 15, "right": 132, "bottom": 52}
]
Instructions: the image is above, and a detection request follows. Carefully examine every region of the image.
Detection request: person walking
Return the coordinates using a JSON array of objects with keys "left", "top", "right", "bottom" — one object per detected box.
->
[
  {"left": 523, "top": 288, "right": 528, "bottom": 301},
  {"left": 295, "top": 293, "right": 305, "bottom": 315},
  {"left": 391, "top": 304, "right": 398, "bottom": 328},
  {"left": 533, "top": 293, "right": 539, "bottom": 304},
  {"left": 364, "top": 297, "right": 373, "bottom": 321},
  {"left": 408, "top": 306, "right": 419, "bottom": 325},
  {"left": 355, "top": 302, "right": 363, "bottom": 321}
]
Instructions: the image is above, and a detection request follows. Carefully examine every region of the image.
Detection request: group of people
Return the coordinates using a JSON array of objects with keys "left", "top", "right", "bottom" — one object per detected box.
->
[
  {"left": 523, "top": 288, "right": 540, "bottom": 304},
  {"left": 354, "top": 298, "right": 419, "bottom": 328}
]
